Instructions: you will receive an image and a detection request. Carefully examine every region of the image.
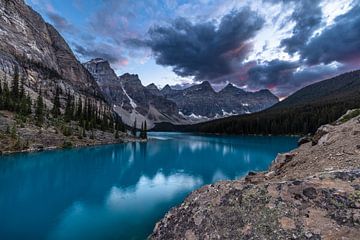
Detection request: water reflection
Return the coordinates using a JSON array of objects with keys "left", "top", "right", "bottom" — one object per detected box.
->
[{"left": 0, "top": 132, "right": 298, "bottom": 240}]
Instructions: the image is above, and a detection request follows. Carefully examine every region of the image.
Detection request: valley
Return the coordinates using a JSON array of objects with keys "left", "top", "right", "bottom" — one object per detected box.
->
[{"left": 1, "top": 0, "right": 360, "bottom": 240}]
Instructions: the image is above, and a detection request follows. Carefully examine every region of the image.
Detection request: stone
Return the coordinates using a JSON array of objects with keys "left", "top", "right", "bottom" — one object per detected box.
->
[
  {"left": 303, "top": 187, "right": 317, "bottom": 199},
  {"left": 298, "top": 135, "right": 312, "bottom": 146}
]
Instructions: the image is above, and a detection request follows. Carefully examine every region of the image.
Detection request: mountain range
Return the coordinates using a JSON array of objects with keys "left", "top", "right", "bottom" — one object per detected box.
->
[
  {"left": 84, "top": 58, "right": 279, "bottom": 127},
  {"left": 2, "top": 0, "right": 359, "bottom": 139},
  {"left": 153, "top": 69, "right": 360, "bottom": 134}
]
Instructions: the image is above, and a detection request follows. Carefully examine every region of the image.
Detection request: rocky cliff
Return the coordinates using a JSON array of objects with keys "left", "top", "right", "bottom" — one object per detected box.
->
[
  {"left": 0, "top": 0, "right": 133, "bottom": 153},
  {"left": 0, "top": 0, "right": 105, "bottom": 108},
  {"left": 84, "top": 59, "right": 186, "bottom": 128},
  {"left": 151, "top": 110, "right": 360, "bottom": 239}
]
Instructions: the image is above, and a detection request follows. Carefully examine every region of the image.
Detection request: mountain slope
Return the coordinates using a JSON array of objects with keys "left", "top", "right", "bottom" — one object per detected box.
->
[
  {"left": 153, "top": 70, "right": 360, "bottom": 134},
  {"left": 84, "top": 59, "right": 186, "bottom": 128},
  {"left": 0, "top": 0, "right": 104, "bottom": 101},
  {"left": 0, "top": 0, "right": 131, "bottom": 153},
  {"left": 161, "top": 82, "right": 279, "bottom": 119},
  {"left": 272, "top": 70, "right": 360, "bottom": 109}
]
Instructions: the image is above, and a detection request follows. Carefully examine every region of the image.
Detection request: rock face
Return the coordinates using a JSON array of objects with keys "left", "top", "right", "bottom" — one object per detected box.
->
[
  {"left": 150, "top": 111, "right": 360, "bottom": 239},
  {"left": 161, "top": 82, "right": 279, "bottom": 120},
  {"left": 83, "top": 58, "right": 127, "bottom": 105},
  {"left": 84, "top": 59, "right": 185, "bottom": 128},
  {"left": 0, "top": 0, "right": 105, "bottom": 106},
  {"left": 84, "top": 58, "right": 278, "bottom": 127},
  {"left": 146, "top": 83, "right": 162, "bottom": 96}
]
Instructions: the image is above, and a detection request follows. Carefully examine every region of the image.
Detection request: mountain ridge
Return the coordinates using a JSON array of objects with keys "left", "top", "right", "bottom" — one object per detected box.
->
[
  {"left": 153, "top": 69, "right": 360, "bottom": 134},
  {"left": 84, "top": 58, "right": 279, "bottom": 127}
]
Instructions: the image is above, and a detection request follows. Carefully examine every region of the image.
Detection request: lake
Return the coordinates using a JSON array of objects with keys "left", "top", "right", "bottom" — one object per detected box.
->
[{"left": 0, "top": 132, "right": 298, "bottom": 240}]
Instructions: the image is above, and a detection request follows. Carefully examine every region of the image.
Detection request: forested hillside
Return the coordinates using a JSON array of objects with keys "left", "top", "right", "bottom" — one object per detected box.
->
[{"left": 153, "top": 70, "right": 360, "bottom": 135}]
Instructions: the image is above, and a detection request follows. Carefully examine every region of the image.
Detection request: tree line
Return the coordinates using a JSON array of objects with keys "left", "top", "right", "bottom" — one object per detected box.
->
[
  {"left": 197, "top": 96, "right": 360, "bottom": 135},
  {"left": 0, "top": 67, "right": 128, "bottom": 138}
]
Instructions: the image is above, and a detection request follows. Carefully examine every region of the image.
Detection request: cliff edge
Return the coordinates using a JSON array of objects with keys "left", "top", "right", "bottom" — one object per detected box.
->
[{"left": 150, "top": 110, "right": 360, "bottom": 239}]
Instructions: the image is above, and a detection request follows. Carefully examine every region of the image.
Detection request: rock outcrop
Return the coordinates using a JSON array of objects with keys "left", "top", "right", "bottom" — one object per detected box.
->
[{"left": 150, "top": 111, "right": 360, "bottom": 239}]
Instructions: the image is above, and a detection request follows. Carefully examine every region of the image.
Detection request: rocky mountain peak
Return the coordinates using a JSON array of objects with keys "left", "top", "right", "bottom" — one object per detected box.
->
[
  {"left": 160, "top": 84, "right": 174, "bottom": 95},
  {"left": 89, "top": 58, "right": 108, "bottom": 64},
  {"left": 220, "top": 83, "right": 245, "bottom": 94},
  {"left": 146, "top": 83, "right": 161, "bottom": 96},
  {"left": 83, "top": 58, "right": 118, "bottom": 88},
  {"left": 119, "top": 73, "right": 141, "bottom": 84},
  {"left": 199, "top": 81, "right": 213, "bottom": 90},
  {"left": 146, "top": 83, "right": 159, "bottom": 91},
  {"left": 257, "top": 89, "right": 272, "bottom": 94},
  {"left": 84, "top": 58, "right": 111, "bottom": 69},
  {"left": 254, "top": 89, "right": 278, "bottom": 100},
  {"left": 187, "top": 81, "right": 214, "bottom": 93}
]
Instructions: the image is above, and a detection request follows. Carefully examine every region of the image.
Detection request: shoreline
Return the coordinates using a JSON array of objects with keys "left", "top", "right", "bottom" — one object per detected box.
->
[
  {"left": 0, "top": 137, "right": 147, "bottom": 156},
  {"left": 150, "top": 112, "right": 360, "bottom": 239}
]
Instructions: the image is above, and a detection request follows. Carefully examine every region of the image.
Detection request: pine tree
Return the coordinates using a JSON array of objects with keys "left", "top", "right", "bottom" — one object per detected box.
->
[
  {"left": 115, "top": 129, "right": 119, "bottom": 139},
  {"left": 132, "top": 119, "right": 137, "bottom": 137},
  {"left": 3, "top": 81, "right": 10, "bottom": 110},
  {"left": 139, "top": 121, "right": 148, "bottom": 139},
  {"left": 76, "top": 97, "right": 83, "bottom": 119},
  {"left": 35, "top": 90, "right": 44, "bottom": 127},
  {"left": 11, "top": 66, "right": 19, "bottom": 99},
  {"left": 11, "top": 123, "right": 17, "bottom": 139},
  {"left": 52, "top": 87, "right": 61, "bottom": 118},
  {"left": 0, "top": 79, "right": 3, "bottom": 95},
  {"left": 144, "top": 120, "right": 147, "bottom": 139},
  {"left": 19, "top": 76, "right": 25, "bottom": 98},
  {"left": 0, "top": 80, "right": 3, "bottom": 110},
  {"left": 64, "top": 91, "right": 73, "bottom": 122},
  {"left": 25, "top": 93, "right": 32, "bottom": 115},
  {"left": 140, "top": 122, "right": 144, "bottom": 139}
]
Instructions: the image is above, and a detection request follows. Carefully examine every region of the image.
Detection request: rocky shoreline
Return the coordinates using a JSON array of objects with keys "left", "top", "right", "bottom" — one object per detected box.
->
[
  {"left": 150, "top": 110, "right": 360, "bottom": 239},
  {"left": 0, "top": 136, "right": 144, "bottom": 155},
  {"left": 0, "top": 111, "right": 142, "bottom": 155}
]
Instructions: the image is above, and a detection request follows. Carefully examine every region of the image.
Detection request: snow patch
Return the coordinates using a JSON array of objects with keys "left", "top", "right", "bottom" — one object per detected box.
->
[
  {"left": 122, "top": 85, "right": 137, "bottom": 109},
  {"left": 179, "top": 111, "right": 209, "bottom": 120},
  {"left": 221, "top": 109, "right": 237, "bottom": 117}
]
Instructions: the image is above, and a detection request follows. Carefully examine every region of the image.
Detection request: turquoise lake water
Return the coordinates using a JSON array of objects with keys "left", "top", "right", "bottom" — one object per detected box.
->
[{"left": 0, "top": 132, "right": 298, "bottom": 240}]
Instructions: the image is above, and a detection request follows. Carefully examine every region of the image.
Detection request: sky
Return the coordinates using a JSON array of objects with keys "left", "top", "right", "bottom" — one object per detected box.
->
[{"left": 25, "top": 0, "right": 360, "bottom": 98}]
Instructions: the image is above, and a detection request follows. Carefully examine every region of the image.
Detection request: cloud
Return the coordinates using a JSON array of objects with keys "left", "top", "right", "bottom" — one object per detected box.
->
[
  {"left": 141, "top": 8, "right": 264, "bottom": 80},
  {"left": 280, "top": 0, "right": 323, "bottom": 55},
  {"left": 73, "top": 43, "right": 128, "bottom": 68},
  {"left": 248, "top": 60, "right": 299, "bottom": 89},
  {"left": 300, "top": 4, "right": 360, "bottom": 66},
  {"left": 47, "top": 11, "right": 76, "bottom": 34},
  {"left": 247, "top": 60, "right": 345, "bottom": 97}
]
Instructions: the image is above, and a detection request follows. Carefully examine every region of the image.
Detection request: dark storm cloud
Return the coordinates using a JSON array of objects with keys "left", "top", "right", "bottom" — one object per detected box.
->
[
  {"left": 300, "top": 4, "right": 360, "bottom": 65},
  {"left": 247, "top": 60, "right": 344, "bottom": 97},
  {"left": 73, "top": 43, "right": 128, "bottom": 66},
  {"left": 46, "top": 12, "right": 76, "bottom": 34},
  {"left": 140, "top": 8, "right": 264, "bottom": 80},
  {"left": 280, "top": 0, "right": 323, "bottom": 55},
  {"left": 248, "top": 60, "right": 299, "bottom": 89}
]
